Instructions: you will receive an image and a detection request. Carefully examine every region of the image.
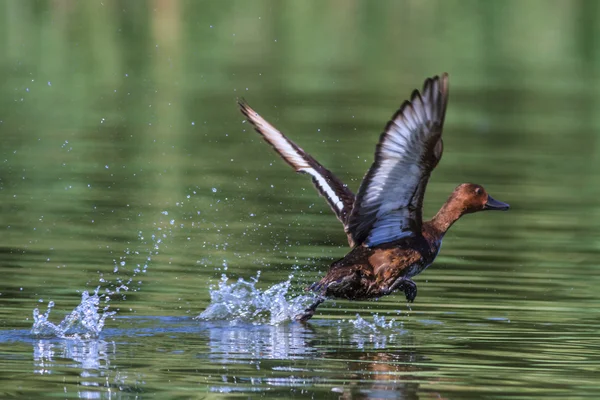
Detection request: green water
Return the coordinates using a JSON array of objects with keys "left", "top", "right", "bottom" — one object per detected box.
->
[{"left": 2, "top": 0, "right": 600, "bottom": 398}]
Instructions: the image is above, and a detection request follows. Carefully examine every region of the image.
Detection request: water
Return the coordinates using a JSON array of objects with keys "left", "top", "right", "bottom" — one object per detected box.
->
[
  {"left": 197, "top": 273, "right": 316, "bottom": 324},
  {"left": 2, "top": 0, "right": 600, "bottom": 398},
  {"left": 31, "top": 290, "right": 114, "bottom": 339}
]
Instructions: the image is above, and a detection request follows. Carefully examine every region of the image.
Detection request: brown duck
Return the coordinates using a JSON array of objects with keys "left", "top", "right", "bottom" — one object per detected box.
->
[{"left": 238, "top": 73, "right": 509, "bottom": 321}]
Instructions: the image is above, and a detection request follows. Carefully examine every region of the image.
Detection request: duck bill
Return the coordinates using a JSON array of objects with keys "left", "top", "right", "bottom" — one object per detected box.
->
[{"left": 484, "top": 195, "right": 510, "bottom": 211}]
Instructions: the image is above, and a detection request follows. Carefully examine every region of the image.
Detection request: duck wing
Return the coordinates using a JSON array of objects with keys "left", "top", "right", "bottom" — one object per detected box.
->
[
  {"left": 348, "top": 74, "right": 449, "bottom": 247},
  {"left": 239, "top": 100, "right": 356, "bottom": 244}
]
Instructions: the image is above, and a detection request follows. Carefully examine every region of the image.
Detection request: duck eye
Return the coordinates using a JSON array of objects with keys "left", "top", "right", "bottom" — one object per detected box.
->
[{"left": 474, "top": 187, "right": 482, "bottom": 195}]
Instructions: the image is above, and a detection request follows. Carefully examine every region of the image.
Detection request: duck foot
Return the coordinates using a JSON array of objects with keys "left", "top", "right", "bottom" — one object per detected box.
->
[
  {"left": 402, "top": 279, "right": 417, "bottom": 303},
  {"left": 294, "top": 296, "right": 326, "bottom": 322},
  {"left": 383, "top": 278, "right": 418, "bottom": 303}
]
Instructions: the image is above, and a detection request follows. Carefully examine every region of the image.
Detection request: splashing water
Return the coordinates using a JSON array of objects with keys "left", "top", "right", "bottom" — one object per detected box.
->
[
  {"left": 31, "top": 210, "right": 176, "bottom": 338},
  {"left": 349, "top": 313, "right": 402, "bottom": 332},
  {"left": 344, "top": 313, "right": 407, "bottom": 349},
  {"left": 31, "top": 289, "right": 115, "bottom": 339},
  {"left": 197, "top": 273, "right": 316, "bottom": 325}
]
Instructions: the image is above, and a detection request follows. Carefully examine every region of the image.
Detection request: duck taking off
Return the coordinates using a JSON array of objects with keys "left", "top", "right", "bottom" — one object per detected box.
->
[{"left": 238, "top": 73, "right": 509, "bottom": 321}]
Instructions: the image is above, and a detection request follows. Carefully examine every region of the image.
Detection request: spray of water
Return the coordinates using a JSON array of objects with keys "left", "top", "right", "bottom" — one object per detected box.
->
[
  {"left": 349, "top": 313, "right": 401, "bottom": 332},
  {"left": 31, "top": 289, "right": 115, "bottom": 339},
  {"left": 30, "top": 210, "right": 174, "bottom": 339},
  {"left": 197, "top": 273, "right": 317, "bottom": 325}
]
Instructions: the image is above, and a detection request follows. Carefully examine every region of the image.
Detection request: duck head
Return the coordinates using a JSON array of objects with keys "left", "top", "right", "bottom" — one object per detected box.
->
[
  {"left": 453, "top": 183, "right": 510, "bottom": 214},
  {"left": 431, "top": 183, "right": 509, "bottom": 234}
]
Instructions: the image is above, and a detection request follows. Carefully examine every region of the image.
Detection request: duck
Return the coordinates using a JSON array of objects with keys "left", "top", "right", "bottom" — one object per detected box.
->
[{"left": 238, "top": 73, "right": 509, "bottom": 321}]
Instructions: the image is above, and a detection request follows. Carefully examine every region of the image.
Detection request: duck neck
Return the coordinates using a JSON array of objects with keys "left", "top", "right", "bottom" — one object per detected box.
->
[{"left": 429, "top": 199, "right": 464, "bottom": 237}]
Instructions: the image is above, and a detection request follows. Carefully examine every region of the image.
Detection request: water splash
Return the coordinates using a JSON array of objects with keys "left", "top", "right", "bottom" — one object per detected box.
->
[
  {"left": 197, "top": 273, "right": 316, "bottom": 325},
  {"left": 344, "top": 313, "right": 407, "bottom": 349},
  {"left": 31, "top": 289, "right": 115, "bottom": 339},
  {"left": 349, "top": 313, "right": 400, "bottom": 332},
  {"left": 31, "top": 209, "right": 176, "bottom": 338}
]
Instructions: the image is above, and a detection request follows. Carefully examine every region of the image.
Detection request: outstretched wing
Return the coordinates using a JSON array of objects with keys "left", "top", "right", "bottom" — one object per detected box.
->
[
  {"left": 239, "top": 100, "right": 356, "bottom": 244},
  {"left": 348, "top": 74, "right": 449, "bottom": 247}
]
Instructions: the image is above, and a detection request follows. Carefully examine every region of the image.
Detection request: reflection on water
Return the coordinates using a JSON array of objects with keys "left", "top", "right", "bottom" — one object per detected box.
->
[
  {"left": 33, "top": 338, "right": 119, "bottom": 398},
  {"left": 337, "top": 349, "right": 428, "bottom": 400},
  {"left": 33, "top": 339, "right": 115, "bottom": 375},
  {"left": 203, "top": 321, "right": 317, "bottom": 363},
  {"left": 28, "top": 318, "right": 436, "bottom": 399},
  {"left": 327, "top": 323, "right": 435, "bottom": 400},
  {"left": 203, "top": 322, "right": 318, "bottom": 393},
  {"left": 201, "top": 319, "right": 435, "bottom": 399}
]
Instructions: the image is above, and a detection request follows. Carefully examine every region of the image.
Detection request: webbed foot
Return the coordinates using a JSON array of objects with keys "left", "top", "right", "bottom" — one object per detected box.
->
[
  {"left": 383, "top": 278, "right": 418, "bottom": 303},
  {"left": 402, "top": 279, "right": 417, "bottom": 303},
  {"left": 294, "top": 296, "right": 326, "bottom": 322}
]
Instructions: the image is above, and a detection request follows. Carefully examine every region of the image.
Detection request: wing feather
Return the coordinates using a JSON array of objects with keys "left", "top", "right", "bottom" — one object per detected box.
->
[
  {"left": 238, "top": 100, "right": 356, "bottom": 244},
  {"left": 348, "top": 74, "right": 450, "bottom": 247}
]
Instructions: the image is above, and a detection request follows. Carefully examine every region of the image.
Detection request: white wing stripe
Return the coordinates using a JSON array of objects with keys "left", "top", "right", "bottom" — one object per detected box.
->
[
  {"left": 239, "top": 101, "right": 352, "bottom": 222},
  {"left": 246, "top": 112, "right": 311, "bottom": 170},
  {"left": 243, "top": 108, "right": 344, "bottom": 212},
  {"left": 301, "top": 168, "right": 344, "bottom": 211}
]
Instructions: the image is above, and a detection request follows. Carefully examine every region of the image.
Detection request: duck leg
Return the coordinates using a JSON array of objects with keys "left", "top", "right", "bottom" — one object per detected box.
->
[
  {"left": 294, "top": 296, "right": 326, "bottom": 322},
  {"left": 382, "top": 277, "right": 418, "bottom": 303}
]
